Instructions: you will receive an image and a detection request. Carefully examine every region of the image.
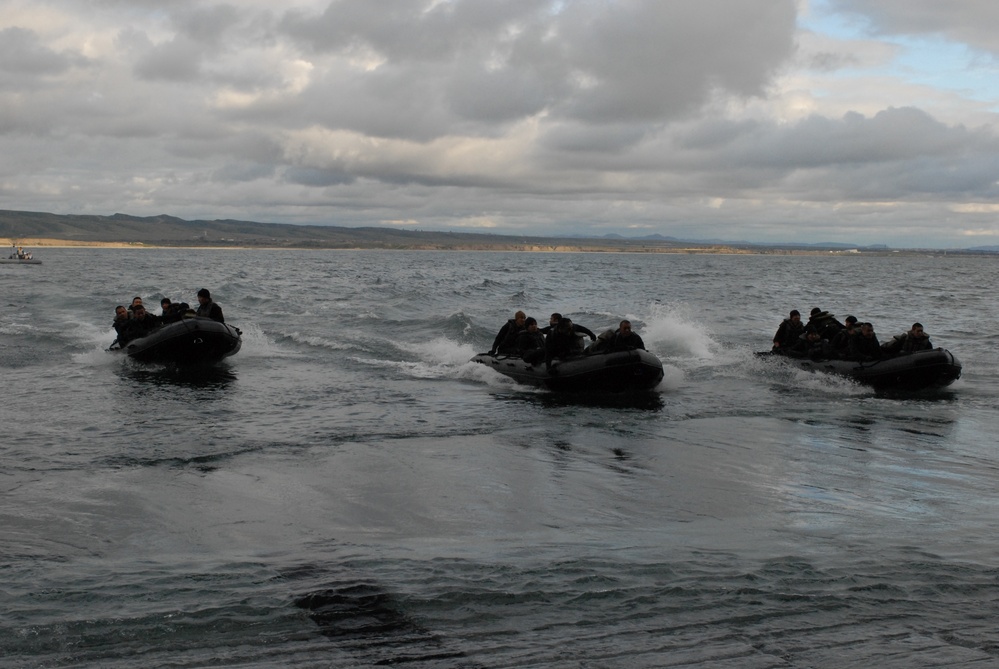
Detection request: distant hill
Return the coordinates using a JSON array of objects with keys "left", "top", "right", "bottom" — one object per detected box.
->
[
  {"left": 0, "top": 209, "right": 703, "bottom": 251},
  {"left": 0, "top": 208, "right": 981, "bottom": 254}
]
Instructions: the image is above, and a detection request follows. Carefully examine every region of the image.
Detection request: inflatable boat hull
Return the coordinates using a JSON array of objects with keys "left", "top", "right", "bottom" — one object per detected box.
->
[
  {"left": 120, "top": 318, "right": 242, "bottom": 364},
  {"left": 472, "top": 349, "right": 665, "bottom": 392},
  {"left": 764, "top": 347, "right": 961, "bottom": 390}
]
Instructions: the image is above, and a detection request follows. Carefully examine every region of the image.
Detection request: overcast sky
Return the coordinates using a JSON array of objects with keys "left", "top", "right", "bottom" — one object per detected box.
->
[{"left": 2, "top": 0, "right": 998, "bottom": 247}]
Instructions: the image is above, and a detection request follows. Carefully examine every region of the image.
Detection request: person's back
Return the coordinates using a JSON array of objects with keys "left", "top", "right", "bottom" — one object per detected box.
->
[
  {"left": 807, "top": 308, "right": 844, "bottom": 341},
  {"left": 545, "top": 318, "right": 584, "bottom": 368},
  {"left": 515, "top": 318, "right": 546, "bottom": 364}
]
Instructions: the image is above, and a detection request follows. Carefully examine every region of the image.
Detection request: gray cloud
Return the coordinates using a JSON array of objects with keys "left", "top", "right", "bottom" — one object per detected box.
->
[
  {"left": 1, "top": 0, "right": 998, "bottom": 247},
  {"left": 833, "top": 1, "right": 999, "bottom": 54},
  {"left": 0, "top": 27, "right": 87, "bottom": 79}
]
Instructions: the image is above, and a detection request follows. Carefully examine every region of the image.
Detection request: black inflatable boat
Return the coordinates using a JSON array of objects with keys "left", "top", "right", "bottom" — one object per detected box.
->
[
  {"left": 111, "top": 317, "right": 242, "bottom": 364},
  {"left": 761, "top": 347, "right": 961, "bottom": 390},
  {"left": 471, "top": 348, "right": 665, "bottom": 392}
]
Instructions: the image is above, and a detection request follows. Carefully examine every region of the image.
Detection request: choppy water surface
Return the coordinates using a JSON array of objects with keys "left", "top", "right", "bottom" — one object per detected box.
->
[{"left": 3, "top": 248, "right": 999, "bottom": 667}]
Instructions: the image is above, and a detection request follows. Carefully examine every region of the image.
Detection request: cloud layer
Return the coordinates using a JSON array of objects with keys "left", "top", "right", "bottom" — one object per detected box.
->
[{"left": 1, "top": 0, "right": 998, "bottom": 246}]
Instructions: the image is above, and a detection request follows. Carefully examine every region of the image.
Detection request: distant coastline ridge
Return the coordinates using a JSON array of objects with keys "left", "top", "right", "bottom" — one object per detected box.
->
[{"left": 0, "top": 209, "right": 989, "bottom": 254}]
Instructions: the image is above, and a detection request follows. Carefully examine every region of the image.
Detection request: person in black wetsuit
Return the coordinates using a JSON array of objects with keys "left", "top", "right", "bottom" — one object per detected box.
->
[
  {"left": 515, "top": 317, "right": 547, "bottom": 364},
  {"left": 848, "top": 322, "right": 882, "bottom": 361},
  {"left": 830, "top": 315, "right": 858, "bottom": 358},
  {"left": 117, "top": 304, "right": 161, "bottom": 345},
  {"left": 545, "top": 318, "right": 585, "bottom": 370},
  {"left": 883, "top": 322, "right": 934, "bottom": 356},
  {"left": 807, "top": 307, "right": 844, "bottom": 340},
  {"left": 540, "top": 312, "right": 597, "bottom": 342},
  {"left": 112, "top": 305, "right": 130, "bottom": 343},
  {"left": 772, "top": 309, "right": 804, "bottom": 352},
  {"left": 610, "top": 319, "right": 646, "bottom": 352},
  {"left": 788, "top": 329, "right": 831, "bottom": 360},
  {"left": 195, "top": 288, "right": 225, "bottom": 323},
  {"left": 161, "top": 300, "right": 192, "bottom": 324},
  {"left": 490, "top": 310, "right": 526, "bottom": 355}
]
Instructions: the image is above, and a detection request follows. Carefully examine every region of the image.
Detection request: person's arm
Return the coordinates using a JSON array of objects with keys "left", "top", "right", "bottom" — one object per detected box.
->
[
  {"left": 490, "top": 323, "right": 509, "bottom": 353},
  {"left": 575, "top": 324, "right": 596, "bottom": 340}
]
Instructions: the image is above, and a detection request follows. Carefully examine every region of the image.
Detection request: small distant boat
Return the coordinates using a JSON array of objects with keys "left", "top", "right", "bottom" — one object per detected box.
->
[
  {"left": 1, "top": 244, "right": 42, "bottom": 265},
  {"left": 759, "top": 348, "right": 962, "bottom": 391},
  {"left": 110, "top": 317, "right": 242, "bottom": 365},
  {"left": 471, "top": 348, "right": 665, "bottom": 392}
]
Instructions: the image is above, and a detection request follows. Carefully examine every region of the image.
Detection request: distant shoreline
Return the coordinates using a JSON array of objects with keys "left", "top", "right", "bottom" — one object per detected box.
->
[
  {"left": 2, "top": 237, "right": 953, "bottom": 256},
  {"left": 4, "top": 209, "right": 993, "bottom": 254}
]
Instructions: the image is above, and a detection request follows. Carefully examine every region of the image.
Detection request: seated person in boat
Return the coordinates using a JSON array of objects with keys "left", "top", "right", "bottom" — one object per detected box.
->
[
  {"left": 540, "top": 312, "right": 597, "bottom": 342},
  {"left": 882, "top": 322, "right": 933, "bottom": 356},
  {"left": 772, "top": 309, "right": 804, "bottom": 352},
  {"left": 490, "top": 310, "right": 526, "bottom": 355},
  {"left": 609, "top": 320, "right": 646, "bottom": 352},
  {"left": 807, "top": 307, "right": 844, "bottom": 340},
  {"left": 847, "top": 322, "right": 882, "bottom": 361},
  {"left": 545, "top": 317, "right": 585, "bottom": 369},
  {"left": 830, "top": 315, "right": 858, "bottom": 358},
  {"left": 787, "top": 329, "right": 831, "bottom": 360},
  {"left": 127, "top": 296, "right": 144, "bottom": 316},
  {"left": 161, "top": 299, "right": 193, "bottom": 324},
  {"left": 112, "top": 305, "right": 130, "bottom": 340},
  {"left": 515, "top": 317, "right": 547, "bottom": 364},
  {"left": 117, "top": 304, "right": 161, "bottom": 344},
  {"left": 195, "top": 288, "right": 225, "bottom": 323}
]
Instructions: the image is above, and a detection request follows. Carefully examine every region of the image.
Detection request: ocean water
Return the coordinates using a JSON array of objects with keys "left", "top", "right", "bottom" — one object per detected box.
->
[{"left": 2, "top": 248, "right": 999, "bottom": 668}]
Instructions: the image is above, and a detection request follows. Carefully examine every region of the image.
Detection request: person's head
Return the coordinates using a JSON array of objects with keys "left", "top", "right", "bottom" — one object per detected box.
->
[
  {"left": 114, "top": 305, "right": 127, "bottom": 318},
  {"left": 619, "top": 320, "right": 633, "bottom": 335},
  {"left": 549, "top": 312, "right": 562, "bottom": 326},
  {"left": 558, "top": 318, "right": 573, "bottom": 333},
  {"left": 810, "top": 307, "right": 821, "bottom": 318},
  {"left": 910, "top": 322, "right": 925, "bottom": 337},
  {"left": 133, "top": 304, "right": 148, "bottom": 319},
  {"left": 513, "top": 310, "right": 526, "bottom": 327},
  {"left": 131, "top": 296, "right": 143, "bottom": 308},
  {"left": 525, "top": 317, "right": 538, "bottom": 332},
  {"left": 161, "top": 298, "right": 171, "bottom": 310},
  {"left": 860, "top": 322, "right": 874, "bottom": 337},
  {"left": 789, "top": 309, "right": 800, "bottom": 323},
  {"left": 197, "top": 288, "right": 211, "bottom": 305},
  {"left": 844, "top": 315, "right": 858, "bottom": 328}
]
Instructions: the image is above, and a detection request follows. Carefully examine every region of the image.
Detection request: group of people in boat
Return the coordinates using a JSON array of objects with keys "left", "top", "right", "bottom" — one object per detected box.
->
[
  {"left": 7, "top": 244, "right": 33, "bottom": 260},
  {"left": 490, "top": 311, "right": 647, "bottom": 370},
  {"left": 112, "top": 288, "right": 225, "bottom": 346},
  {"left": 772, "top": 307, "right": 933, "bottom": 362}
]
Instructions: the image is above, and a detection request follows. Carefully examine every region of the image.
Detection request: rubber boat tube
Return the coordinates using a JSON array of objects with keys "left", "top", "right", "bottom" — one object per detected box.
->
[
  {"left": 472, "top": 348, "right": 665, "bottom": 392},
  {"left": 113, "top": 317, "right": 242, "bottom": 364},
  {"left": 762, "top": 347, "right": 961, "bottom": 390}
]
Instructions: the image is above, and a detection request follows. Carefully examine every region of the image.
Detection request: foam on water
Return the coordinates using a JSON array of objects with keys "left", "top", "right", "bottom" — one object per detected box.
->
[{"left": 641, "top": 301, "right": 721, "bottom": 360}]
